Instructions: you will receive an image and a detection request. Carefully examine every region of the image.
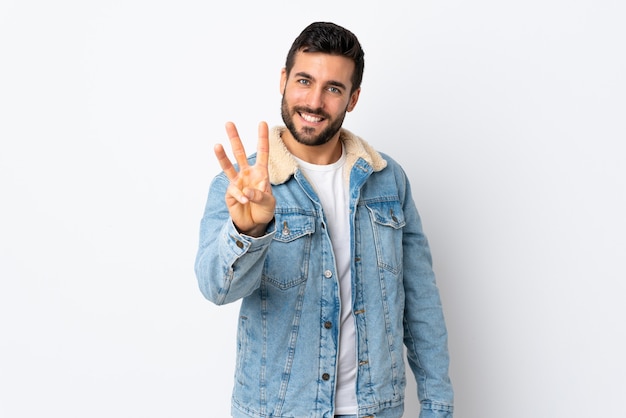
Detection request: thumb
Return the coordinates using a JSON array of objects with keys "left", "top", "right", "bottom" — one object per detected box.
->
[{"left": 242, "top": 186, "right": 273, "bottom": 205}]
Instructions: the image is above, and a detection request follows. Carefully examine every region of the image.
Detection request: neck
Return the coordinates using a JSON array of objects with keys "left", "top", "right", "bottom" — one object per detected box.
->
[{"left": 281, "top": 130, "right": 343, "bottom": 165}]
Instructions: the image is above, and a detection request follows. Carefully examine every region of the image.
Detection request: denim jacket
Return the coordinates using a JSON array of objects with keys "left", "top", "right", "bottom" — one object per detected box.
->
[{"left": 195, "top": 126, "right": 453, "bottom": 418}]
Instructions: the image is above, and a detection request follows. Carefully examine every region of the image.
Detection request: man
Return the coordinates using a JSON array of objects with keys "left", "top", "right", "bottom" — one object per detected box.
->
[{"left": 195, "top": 22, "right": 454, "bottom": 418}]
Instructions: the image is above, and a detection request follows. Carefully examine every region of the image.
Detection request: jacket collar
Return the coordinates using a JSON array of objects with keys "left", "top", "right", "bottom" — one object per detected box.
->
[{"left": 268, "top": 125, "right": 387, "bottom": 185}]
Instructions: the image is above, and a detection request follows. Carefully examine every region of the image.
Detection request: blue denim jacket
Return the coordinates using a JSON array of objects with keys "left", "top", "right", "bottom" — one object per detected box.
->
[{"left": 195, "top": 127, "right": 453, "bottom": 418}]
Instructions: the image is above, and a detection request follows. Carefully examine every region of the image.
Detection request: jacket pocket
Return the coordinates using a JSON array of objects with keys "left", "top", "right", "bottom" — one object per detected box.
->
[
  {"left": 366, "top": 199, "right": 405, "bottom": 275},
  {"left": 235, "top": 315, "right": 249, "bottom": 385},
  {"left": 263, "top": 211, "right": 315, "bottom": 290}
]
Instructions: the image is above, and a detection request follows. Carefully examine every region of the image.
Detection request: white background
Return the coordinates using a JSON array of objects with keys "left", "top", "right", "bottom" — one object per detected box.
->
[{"left": 1, "top": 1, "right": 625, "bottom": 417}]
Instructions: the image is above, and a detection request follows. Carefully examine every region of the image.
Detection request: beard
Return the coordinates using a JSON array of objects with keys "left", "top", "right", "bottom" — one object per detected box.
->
[{"left": 281, "top": 95, "right": 347, "bottom": 147}]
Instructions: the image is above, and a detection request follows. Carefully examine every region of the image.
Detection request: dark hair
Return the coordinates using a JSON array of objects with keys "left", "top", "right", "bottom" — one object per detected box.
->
[{"left": 285, "top": 22, "right": 365, "bottom": 93}]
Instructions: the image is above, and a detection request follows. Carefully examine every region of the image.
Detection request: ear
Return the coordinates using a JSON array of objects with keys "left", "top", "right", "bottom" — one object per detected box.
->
[
  {"left": 346, "top": 88, "right": 361, "bottom": 112},
  {"left": 279, "top": 68, "right": 287, "bottom": 94}
]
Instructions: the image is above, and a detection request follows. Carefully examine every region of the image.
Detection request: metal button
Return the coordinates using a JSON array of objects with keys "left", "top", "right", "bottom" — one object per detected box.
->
[
  {"left": 235, "top": 240, "right": 244, "bottom": 249},
  {"left": 390, "top": 209, "right": 398, "bottom": 223},
  {"left": 324, "top": 321, "right": 332, "bottom": 329},
  {"left": 322, "top": 373, "right": 330, "bottom": 381},
  {"left": 324, "top": 270, "right": 332, "bottom": 278}
]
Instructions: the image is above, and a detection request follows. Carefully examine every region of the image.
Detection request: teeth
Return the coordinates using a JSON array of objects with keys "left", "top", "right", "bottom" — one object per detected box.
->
[{"left": 301, "top": 113, "right": 322, "bottom": 123}]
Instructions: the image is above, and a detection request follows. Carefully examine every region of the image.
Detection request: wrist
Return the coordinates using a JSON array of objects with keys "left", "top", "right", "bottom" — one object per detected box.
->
[{"left": 236, "top": 217, "right": 275, "bottom": 238}]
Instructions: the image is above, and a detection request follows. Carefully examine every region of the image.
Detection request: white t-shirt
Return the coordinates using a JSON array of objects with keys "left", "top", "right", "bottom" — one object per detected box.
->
[{"left": 295, "top": 150, "right": 357, "bottom": 414}]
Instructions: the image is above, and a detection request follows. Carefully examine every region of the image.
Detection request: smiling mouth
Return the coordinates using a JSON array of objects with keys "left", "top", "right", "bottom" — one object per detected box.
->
[{"left": 299, "top": 112, "right": 325, "bottom": 123}]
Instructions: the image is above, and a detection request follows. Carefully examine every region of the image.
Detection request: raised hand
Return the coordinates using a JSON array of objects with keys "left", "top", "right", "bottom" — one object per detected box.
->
[{"left": 214, "top": 121, "right": 276, "bottom": 237}]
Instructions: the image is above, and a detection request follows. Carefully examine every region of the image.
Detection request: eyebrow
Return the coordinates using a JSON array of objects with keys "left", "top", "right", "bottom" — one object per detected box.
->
[{"left": 294, "top": 71, "right": 348, "bottom": 91}]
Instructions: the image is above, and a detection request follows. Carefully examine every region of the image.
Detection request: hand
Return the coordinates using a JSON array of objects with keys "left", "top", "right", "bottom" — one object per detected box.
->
[{"left": 214, "top": 121, "right": 276, "bottom": 237}]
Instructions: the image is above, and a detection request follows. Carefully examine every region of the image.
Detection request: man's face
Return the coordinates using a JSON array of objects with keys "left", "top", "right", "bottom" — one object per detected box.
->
[{"left": 280, "top": 51, "right": 360, "bottom": 147}]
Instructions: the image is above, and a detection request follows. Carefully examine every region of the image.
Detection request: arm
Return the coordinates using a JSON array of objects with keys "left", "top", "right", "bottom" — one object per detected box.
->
[
  {"left": 194, "top": 122, "right": 276, "bottom": 305},
  {"left": 399, "top": 171, "right": 454, "bottom": 417}
]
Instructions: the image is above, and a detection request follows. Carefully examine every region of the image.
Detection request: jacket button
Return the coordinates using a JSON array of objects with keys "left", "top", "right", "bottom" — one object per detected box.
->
[
  {"left": 324, "top": 321, "right": 332, "bottom": 329},
  {"left": 235, "top": 240, "right": 244, "bottom": 249},
  {"left": 322, "top": 373, "right": 330, "bottom": 381},
  {"left": 324, "top": 270, "right": 332, "bottom": 278}
]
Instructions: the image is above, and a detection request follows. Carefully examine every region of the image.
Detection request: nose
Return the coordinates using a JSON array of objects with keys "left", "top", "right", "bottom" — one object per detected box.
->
[{"left": 305, "top": 86, "right": 324, "bottom": 110}]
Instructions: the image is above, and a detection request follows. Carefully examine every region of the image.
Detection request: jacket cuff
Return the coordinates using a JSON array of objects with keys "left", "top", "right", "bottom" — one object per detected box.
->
[{"left": 225, "top": 218, "right": 276, "bottom": 256}]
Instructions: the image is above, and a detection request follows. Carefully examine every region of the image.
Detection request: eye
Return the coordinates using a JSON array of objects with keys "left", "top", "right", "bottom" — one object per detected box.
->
[
  {"left": 297, "top": 79, "right": 310, "bottom": 86},
  {"left": 327, "top": 86, "right": 341, "bottom": 94}
]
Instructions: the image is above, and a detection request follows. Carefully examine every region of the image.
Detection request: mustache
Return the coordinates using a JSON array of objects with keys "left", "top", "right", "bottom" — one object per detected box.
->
[{"left": 293, "top": 106, "right": 331, "bottom": 120}]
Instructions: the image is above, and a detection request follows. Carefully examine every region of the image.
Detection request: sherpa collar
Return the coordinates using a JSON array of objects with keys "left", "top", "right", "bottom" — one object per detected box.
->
[{"left": 268, "top": 125, "right": 387, "bottom": 185}]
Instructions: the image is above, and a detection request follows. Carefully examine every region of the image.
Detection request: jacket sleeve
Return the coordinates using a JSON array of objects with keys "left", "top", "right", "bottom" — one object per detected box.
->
[
  {"left": 194, "top": 173, "right": 276, "bottom": 305},
  {"left": 397, "top": 167, "right": 454, "bottom": 417}
]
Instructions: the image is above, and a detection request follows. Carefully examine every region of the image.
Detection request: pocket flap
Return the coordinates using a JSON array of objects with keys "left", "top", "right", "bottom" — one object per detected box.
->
[
  {"left": 366, "top": 200, "right": 406, "bottom": 229},
  {"left": 273, "top": 212, "right": 316, "bottom": 242}
]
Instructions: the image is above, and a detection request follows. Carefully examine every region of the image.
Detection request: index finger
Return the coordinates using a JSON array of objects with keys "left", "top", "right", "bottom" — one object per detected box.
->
[
  {"left": 255, "top": 121, "right": 270, "bottom": 176},
  {"left": 225, "top": 121, "right": 250, "bottom": 171}
]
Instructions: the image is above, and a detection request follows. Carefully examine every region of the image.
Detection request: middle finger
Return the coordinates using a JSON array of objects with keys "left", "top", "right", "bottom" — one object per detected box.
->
[{"left": 225, "top": 121, "right": 250, "bottom": 171}]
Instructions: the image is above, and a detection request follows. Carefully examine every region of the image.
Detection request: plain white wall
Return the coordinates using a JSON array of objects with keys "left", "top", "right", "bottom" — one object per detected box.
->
[{"left": 1, "top": 1, "right": 625, "bottom": 417}]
